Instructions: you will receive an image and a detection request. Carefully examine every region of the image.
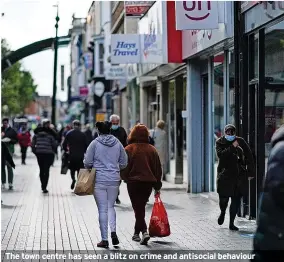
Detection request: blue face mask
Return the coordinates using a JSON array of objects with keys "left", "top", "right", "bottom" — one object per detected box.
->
[
  {"left": 225, "top": 135, "right": 235, "bottom": 142},
  {"left": 111, "top": 125, "right": 119, "bottom": 130}
]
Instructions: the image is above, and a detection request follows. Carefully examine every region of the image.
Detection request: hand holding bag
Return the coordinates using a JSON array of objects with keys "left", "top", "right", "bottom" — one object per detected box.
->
[
  {"left": 149, "top": 192, "right": 171, "bottom": 237},
  {"left": 74, "top": 168, "right": 96, "bottom": 196}
]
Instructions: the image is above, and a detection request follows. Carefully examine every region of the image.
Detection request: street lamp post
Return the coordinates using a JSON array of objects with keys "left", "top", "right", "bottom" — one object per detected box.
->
[{"left": 51, "top": 4, "right": 59, "bottom": 125}]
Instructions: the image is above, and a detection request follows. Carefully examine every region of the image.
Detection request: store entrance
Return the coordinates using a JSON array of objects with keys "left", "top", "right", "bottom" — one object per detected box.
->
[{"left": 244, "top": 20, "right": 284, "bottom": 219}]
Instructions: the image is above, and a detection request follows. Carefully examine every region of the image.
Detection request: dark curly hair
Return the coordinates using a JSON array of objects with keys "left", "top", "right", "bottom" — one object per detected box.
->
[{"left": 96, "top": 121, "right": 112, "bottom": 134}]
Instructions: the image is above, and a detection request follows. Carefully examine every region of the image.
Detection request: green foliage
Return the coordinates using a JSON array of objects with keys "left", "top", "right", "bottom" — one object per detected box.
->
[{"left": 1, "top": 39, "right": 37, "bottom": 115}]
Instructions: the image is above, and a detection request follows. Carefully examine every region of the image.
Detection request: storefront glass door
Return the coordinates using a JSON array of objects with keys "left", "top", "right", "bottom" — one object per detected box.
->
[{"left": 246, "top": 19, "right": 284, "bottom": 219}]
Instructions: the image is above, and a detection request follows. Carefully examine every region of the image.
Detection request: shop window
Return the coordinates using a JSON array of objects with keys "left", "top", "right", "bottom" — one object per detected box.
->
[{"left": 264, "top": 20, "right": 284, "bottom": 158}]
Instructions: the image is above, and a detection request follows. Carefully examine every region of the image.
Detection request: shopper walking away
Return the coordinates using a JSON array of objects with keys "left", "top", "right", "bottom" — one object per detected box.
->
[
  {"left": 253, "top": 125, "right": 284, "bottom": 261},
  {"left": 1, "top": 118, "right": 18, "bottom": 190},
  {"left": 50, "top": 124, "right": 60, "bottom": 162},
  {"left": 150, "top": 120, "right": 167, "bottom": 179},
  {"left": 32, "top": 119, "right": 57, "bottom": 193},
  {"left": 63, "top": 120, "right": 88, "bottom": 190},
  {"left": 17, "top": 123, "right": 31, "bottom": 165},
  {"left": 1, "top": 142, "right": 16, "bottom": 190},
  {"left": 121, "top": 124, "right": 162, "bottom": 245},
  {"left": 84, "top": 121, "right": 128, "bottom": 248},
  {"left": 94, "top": 115, "right": 128, "bottom": 204},
  {"left": 215, "top": 124, "right": 255, "bottom": 231},
  {"left": 84, "top": 124, "right": 93, "bottom": 146}
]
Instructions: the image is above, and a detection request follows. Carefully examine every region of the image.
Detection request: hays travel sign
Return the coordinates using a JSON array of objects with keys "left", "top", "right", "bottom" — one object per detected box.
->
[{"left": 111, "top": 34, "right": 141, "bottom": 64}]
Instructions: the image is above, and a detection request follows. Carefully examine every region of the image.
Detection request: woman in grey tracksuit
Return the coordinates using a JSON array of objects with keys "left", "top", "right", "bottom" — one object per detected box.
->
[{"left": 84, "top": 121, "right": 128, "bottom": 249}]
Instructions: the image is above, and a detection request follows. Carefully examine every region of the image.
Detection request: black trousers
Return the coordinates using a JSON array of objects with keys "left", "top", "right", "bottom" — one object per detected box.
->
[
  {"left": 127, "top": 183, "right": 153, "bottom": 234},
  {"left": 36, "top": 154, "right": 53, "bottom": 190},
  {"left": 20, "top": 146, "right": 28, "bottom": 163},
  {"left": 219, "top": 196, "right": 241, "bottom": 225},
  {"left": 69, "top": 157, "right": 84, "bottom": 181}
]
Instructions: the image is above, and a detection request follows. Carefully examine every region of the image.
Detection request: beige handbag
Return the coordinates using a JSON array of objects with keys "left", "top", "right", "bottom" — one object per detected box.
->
[{"left": 74, "top": 168, "right": 96, "bottom": 196}]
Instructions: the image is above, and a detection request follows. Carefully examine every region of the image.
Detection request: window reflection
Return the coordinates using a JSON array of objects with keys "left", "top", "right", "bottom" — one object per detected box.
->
[{"left": 264, "top": 20, "right": 284, "bottom": 158}]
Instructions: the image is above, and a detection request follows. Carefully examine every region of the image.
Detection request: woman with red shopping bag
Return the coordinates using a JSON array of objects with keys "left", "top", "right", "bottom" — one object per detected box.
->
[{"left": 121, "top": 124, "right": 162, "bottom": 245}]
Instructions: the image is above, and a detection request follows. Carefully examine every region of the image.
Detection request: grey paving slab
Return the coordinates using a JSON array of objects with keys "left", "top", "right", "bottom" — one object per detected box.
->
[{"left": 1, "top": 149, "right": 256, "bottom": 261}]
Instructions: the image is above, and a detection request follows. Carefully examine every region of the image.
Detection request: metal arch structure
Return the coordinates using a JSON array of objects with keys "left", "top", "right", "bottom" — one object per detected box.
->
[{"left": 1, "top": 35, "right": 71, "bottom": 72}]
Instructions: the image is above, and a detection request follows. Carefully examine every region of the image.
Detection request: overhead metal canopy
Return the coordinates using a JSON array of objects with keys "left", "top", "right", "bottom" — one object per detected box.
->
[{"left": 1, "top": 35, "right": 71, "bottom": 72}]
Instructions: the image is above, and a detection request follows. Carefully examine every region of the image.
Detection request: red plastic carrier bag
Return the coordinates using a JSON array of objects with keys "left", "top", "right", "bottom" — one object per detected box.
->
[{"left": 149, "top": 193, "right": 171, "bottom": 237}]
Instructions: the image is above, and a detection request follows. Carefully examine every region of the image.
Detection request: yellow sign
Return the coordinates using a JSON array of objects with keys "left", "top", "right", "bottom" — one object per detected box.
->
[{"left": 96, "top": 113, "right": 105, "bottom": 122}]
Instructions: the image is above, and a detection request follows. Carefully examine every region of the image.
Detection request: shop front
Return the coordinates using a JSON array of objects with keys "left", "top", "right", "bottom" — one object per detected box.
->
[
  {"left": 182, "top": 3, "right": 234, "bottom": 193},
  {"left": 238, "top": 1, "right": 284, "bottom": 219}
]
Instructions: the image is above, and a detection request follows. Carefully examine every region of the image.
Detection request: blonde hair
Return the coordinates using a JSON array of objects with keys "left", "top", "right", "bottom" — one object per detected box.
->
[{"left": 157, "top": 120, "right": 165, "bottom": 130}]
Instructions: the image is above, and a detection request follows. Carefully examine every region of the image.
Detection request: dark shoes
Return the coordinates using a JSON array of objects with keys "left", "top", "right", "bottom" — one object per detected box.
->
[
  {"left": 229, "top": 224, "right": 239, "bottom": 231},
  {"left": 42, "top": 189, "right": 49, "bottom": 194},
  {"left": 116, "top": 198, "right": 121, "bottom": 204},
  {"left": 8, "top": 184, "right": 13, "bottom": 190},
  {"left": 132, "top": 233, "right": 141, "bottom": 242},
  {"left": 218, "top": 212, "right": 226, "bottom": 225},
  {"left": 97, "top": 240, "right": 109, "bottom": 248},
  {"left": 71, "top": 180, "right": 76, "bottom": 190},
  {"left": 97, "top": 233, "right": 119, "bottom": 248},
  {"left": 111, "top": 232, "right": 119, "bottom": 246},
  {"left": 140, "top": 232, "right": 150, "bottom": 245}
]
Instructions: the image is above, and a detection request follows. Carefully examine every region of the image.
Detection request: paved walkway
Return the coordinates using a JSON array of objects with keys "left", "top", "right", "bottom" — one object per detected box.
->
[{"left": 1, "top": 150, "right": 257, "bottom": 261}]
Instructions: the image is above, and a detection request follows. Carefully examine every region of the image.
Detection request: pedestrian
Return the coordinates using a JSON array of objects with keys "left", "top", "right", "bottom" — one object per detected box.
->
[
  {"left": 84, "top": 121, "right": 128, "bottom": 248},
  {"left": 84, "top": 123, "right": 93, "bottom": 146},
  {"left": 121, "top": 124, "right": 162, "bottom": 245},
  {"left": 215, "top": 124, "right": 255, "bottom": 231},
  {"left": 1, "top": 141, "right": 16, "bottom": 191},
  {"left": 63, "top": 120, "right": 88, "bottom": 190},
  {"left": 50, "top": 124, "right": 60, "bottom": 161},
  {"left": 252, "top": 125, "right": 284, "bottom": 260},
  {"left": 1, "top": 118, "right": 18, "bottom": 190},
  {"left": 94, "top": 115, "right": 128, "bottom": 204},
  {"left": 150, "top": 120, "right": 167, "bottom": 179},
  {"left": 32, "top": 119, "right": 57, "bottom": 193},
  {"left": 17, "top": 123, "right": 31, "bottom": 165}
]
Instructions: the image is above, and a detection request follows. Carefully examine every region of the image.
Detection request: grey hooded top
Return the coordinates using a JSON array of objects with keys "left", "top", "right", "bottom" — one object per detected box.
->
[{"left": 84, "top": 134, "right": 128, "bottom": 186}]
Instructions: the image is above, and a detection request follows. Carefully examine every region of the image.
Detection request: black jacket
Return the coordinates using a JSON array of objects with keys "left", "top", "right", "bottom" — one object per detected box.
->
[
  {"left": 32, "top": 128, "right": 57, "bottom": 155},
  {"left": 84, "top": 129, "right": 93, "bottom": 147},
  {"left": 1, "top": 142, "right": 15, "bottom": 169},
  {"left": 1, "top": 126, "right": 18, "bottom": 145},
  {"left": 253, "top": 126, "right": 284, "bottom": 259},
  {"left": 94, "top": 126, "right": 128, "bottom": 148},
  {"left": 215, "top": 136, "right": 255, "bottom": 197},
  {"left": 62, "top": 129, "right": 88, "bottom": 159}
]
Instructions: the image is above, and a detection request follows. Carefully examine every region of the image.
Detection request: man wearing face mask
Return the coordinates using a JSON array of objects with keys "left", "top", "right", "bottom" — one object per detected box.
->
[{"left": 215, "top": 124, "right": 255, "bottom": 231}]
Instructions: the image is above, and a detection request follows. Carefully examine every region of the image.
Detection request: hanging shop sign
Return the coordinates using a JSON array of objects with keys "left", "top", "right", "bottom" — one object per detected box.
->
[
  {"left": 111, "top": 34, "right": 141, "bottom": 64},
  {"left": 79, "top": 86, "right": 89, "bottom": 98},
  {"left": 124, "top": 1, "right": 153, "bottom": 17},
  {"left": 139, "top": 0, "right": 166, "bottom": 64},
  {"left": 182, "top": 2, "right": 233, "bottom": 59},
  {"left": 92, "top": 81, "right": 105, "bottom": 97},
  {"left": 104, "top": 65, "right": 127, "bottom": 80},
  {"left": 175, "top": 1, "right": 219, "bottom": 30},
  {"left": 84, "top": 52, "right": 93, "bottom": 70}
]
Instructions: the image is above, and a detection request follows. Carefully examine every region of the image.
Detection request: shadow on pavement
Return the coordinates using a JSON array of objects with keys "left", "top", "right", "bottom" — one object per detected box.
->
[{"left": 1, "top": 203, "right": 21, "bottom": 209}]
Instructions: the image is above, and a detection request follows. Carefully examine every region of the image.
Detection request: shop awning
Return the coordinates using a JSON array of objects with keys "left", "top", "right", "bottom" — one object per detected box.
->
[{"left": 140, "top": 63, "right": 185, "bottom": 78}]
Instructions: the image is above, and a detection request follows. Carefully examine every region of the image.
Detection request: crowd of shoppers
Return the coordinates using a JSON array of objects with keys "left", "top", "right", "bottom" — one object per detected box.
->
[{"left": 1, "top": 114, "right": 284, "bottom": 255}]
